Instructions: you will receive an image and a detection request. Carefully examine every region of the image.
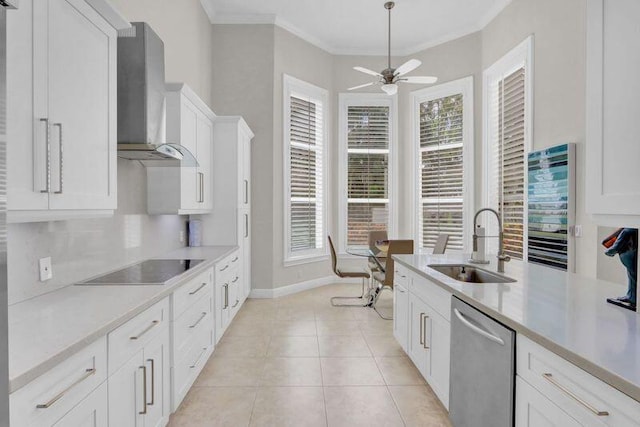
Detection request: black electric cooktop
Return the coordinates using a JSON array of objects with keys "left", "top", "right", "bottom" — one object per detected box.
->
[{"left": 77, "top": 259, "right": 205, "bottom": 285}]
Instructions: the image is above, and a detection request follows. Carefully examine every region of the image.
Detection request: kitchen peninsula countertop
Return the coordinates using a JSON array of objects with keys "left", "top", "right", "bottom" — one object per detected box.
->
[
  {"left": 394, "top": 253, "right": 640, "bottom": 402},
  {"left": 8, "top": 245, "right": 237, "bottom": 393}
]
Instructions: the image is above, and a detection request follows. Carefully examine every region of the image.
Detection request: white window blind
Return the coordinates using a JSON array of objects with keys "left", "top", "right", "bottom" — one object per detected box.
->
[
  {"left": 487, "top": 67, "right": 526, "bottom": 259},
  {"left": 284, "top": 75, "right": 328, "bottom": 263},
  {"left": 419, "top": 94, "right": 465, "bottom": 250},
  {"left": 346, "top": 105, "right": 390, "bottom": 246}
]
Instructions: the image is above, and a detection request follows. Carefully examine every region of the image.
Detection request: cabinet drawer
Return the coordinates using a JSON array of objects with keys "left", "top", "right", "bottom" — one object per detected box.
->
[
  {"left": 215, "top": 251, "right": 240, "bottom": 279},
  {"left": 108, "top": 297, "right": 170, "bottom": 375},
  {"left": 172, "top": 325, "right": 213, "bottom": 410},
  {"left": 10, "top": 337, "right": 107, "bottom": 427},
  {"left": 52, "top": 381, "right": 107, "bottom": 427},
  {"left": 172, "top": 267, "right": 213, "bottom": 319},
  {"left": 393, "top": 264, "right": 411, "bottom": 288},
  {"left": 410, "top": 274, "right": 452, "bottom": 321},
  {"left": 173, "top": 293, "right": 213, "bottom": 354},
  {"left": 517, "top": 335, "right": 640, "bottom": 426}
]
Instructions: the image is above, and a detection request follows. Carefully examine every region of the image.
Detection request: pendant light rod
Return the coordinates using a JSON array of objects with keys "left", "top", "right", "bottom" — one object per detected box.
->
[{"left": 385, "top": 1, "right": 394, "bottom": 70}]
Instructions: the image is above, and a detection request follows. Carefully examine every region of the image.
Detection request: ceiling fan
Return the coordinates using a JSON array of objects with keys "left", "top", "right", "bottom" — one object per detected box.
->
[{"left": 349, "top": 1, "right": 438, "bottom": 95}]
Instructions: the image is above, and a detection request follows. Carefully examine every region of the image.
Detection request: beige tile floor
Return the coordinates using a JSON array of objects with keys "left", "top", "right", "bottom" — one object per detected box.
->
[{"left": 169, "top": 283, "right": 452, "bottom": 427}]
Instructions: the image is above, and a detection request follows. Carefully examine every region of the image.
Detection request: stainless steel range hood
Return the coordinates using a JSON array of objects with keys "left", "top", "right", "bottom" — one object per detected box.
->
[{"left": 117, "top": 22, "right": 197, "bottom": 167}]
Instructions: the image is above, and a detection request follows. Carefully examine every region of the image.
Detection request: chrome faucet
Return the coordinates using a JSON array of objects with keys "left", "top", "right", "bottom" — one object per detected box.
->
[{"left": 470, "top": 208, "right": 511, "bottom": 273}]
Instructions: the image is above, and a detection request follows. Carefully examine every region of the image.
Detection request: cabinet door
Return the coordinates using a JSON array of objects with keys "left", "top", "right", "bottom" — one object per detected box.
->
[
  {"left": 108, "top": 351, "right": 145, "bottom": 427},
  {"left": 46, "top": 0, "right": 116, "bottom": 210},
  {"left": 407, "top": 295, "right": 429, "bottom": 375},
  {"left": 393, "top": 283, "right": 409, "bottom": 351},
  {"left": 215, "top": 280, "right": 231, "bottom": 342},
  {"left": 423, "top": 307, "right": 450, "bottom": 409},
  {"left": 240, "top": 133, "right": 251, "bottom": 208},
  {"left": 516, "top": 376, "right": 582, "bottom": 427},
  {"left": 196, "top": 115, "right": 213, "bottom": 210},
  {"left": 179, "top": 101, "right": 199, "bottom": 211},
  {"left": 229, "top": 278, "right": 240, "bottom": 319},
  {"left": 52, "top": 382, "right": 108, "bottom": 427},
  {"left": 239, "top": 208, "right": 251, "bottom": 297},
  {"left": 142, "top": 328, "right": 170, "bottom": 427}
]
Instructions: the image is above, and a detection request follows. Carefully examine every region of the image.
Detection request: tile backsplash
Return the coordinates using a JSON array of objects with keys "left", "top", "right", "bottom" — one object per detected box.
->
[{"left": 7, "top": 159, "right": 187, "bottom": 305}]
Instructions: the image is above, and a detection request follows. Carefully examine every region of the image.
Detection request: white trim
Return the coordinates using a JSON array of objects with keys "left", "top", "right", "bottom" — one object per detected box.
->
[
  {"left": 482, "top": 35, "right": 534, "bottom": 259},
  {"left": 85, "top": 0, "right": 131, "bottom": 30},
  {"left": 337, "top": 93, "right": 398, "bottom": 254},
  {"left": 199, "top": 0, "right": 217, "bottom": 24},
  {"left": 249, "top": 275, "right": 362, "bottom": 299},
  {"left": 283, "top": 74, "right": 330, "bottom": 264},
  {"left": 409, "top": 76, "right": 475, "bottom": 252}
]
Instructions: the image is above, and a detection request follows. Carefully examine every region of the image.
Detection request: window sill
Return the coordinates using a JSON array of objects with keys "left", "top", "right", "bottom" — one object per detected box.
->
[{"left": 283, "top": 254, "right": 329, "bottom": 267}]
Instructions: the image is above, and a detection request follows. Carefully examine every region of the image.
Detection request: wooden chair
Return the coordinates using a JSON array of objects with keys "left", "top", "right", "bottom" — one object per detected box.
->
[
  {"left": 328, "top": 236, "right": 371, "bottom": 307},
  {"left": 371, "top": 239, "right": 414, "bottom": 319}
]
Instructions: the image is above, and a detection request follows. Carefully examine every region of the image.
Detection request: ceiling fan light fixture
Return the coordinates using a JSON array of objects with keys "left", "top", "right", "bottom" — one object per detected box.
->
[{"left": 381, "top": 83, "right": 398, "bottom": 95}]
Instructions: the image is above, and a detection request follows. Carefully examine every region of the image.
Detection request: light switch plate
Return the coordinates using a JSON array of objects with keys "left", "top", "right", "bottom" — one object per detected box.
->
[{"left": 39, "top": 257, "right": 52, "bottom": 281}]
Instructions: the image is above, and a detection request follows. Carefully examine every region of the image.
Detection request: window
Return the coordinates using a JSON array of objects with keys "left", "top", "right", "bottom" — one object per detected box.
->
[
  {"left": 283, "top": 75, "right": 329, "bottom": 264},
  {"left": 412, "top": 77, "right": 474, "bottom": 252},
  {"left": 338, "top": 94, "right": 396, "bottom": 250},
  {"left": 483, "top": 36, "right": 533, "bottom": 259}
]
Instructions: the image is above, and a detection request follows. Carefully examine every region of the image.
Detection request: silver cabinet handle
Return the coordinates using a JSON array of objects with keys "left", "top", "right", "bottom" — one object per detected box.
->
[
  {"left": 146, "top": 358, "right": 155, "bottom": 406},
  {"left": 422, "top": 314, "right": 430, "bottom": 349},
  {"left": 396, "top": 287, "right": 406, "bottom": 293},
  {"left": 198, "top": 172, "right": 204, "bottom": 203},
  {"left": 453, "top": 308, "right": 505, "bottom": 346},
  {"left": 36, "top": 368, "right": 96, "bottom": 409},
  {"left": 232, "top": 299, "right": 239, "bottom": 308},
  {"left": 542, "top": 373, "right": 609, "bottom": 416},
  {"left": 244, "top": 179, "right": 248, "bottom": 204},
  {"left": 53, "top": 123, "right": 63, "bottom": 194},
  {"left": 139, "top": 365, "right": 148, "bottom": 415},
  {"left": 232, "top": 276, "right": 239, "bottom": 283},
  {"left": 231, "top": 256, "right": 239, "bottom": 263},
  {"left": 223, "top": 284, "right": 229, "bottom": 309},
  {"left": 129, "top": 320, "right": 160, "bottom": 340},
  {"left": 39, "top": 118, "right": 50, "bottom": 193},
  {"left": 189, "top": 282, "right": 207, "bottom": 295},
  {"left": 220, "top": 264, "right": 229, "bottom": 272},
  {"left": 244, "top": 214, "right": 249, "bottom": 238},
  {"left": 189, "top": 312, "right": 207, "bottom": 329},
  {"left": 190, "top": 347, "right": 207, "bottom": 369},
  {"left": 419, "top": 313, "right": 425, "bottom": 345}
]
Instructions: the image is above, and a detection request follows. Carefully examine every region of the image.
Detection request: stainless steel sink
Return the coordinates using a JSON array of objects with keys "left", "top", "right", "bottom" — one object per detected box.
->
[{"left": 428, "top": 264, "right": 516, "bottom": 284}]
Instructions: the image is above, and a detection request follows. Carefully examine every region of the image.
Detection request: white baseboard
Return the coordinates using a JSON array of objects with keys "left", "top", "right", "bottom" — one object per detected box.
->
[{"left": 249, "top": 275, "right": 363, "bottom": 299}]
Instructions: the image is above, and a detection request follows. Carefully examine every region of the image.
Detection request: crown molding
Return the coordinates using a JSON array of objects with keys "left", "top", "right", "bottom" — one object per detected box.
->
[{"left": 199, "top": 0, "right": 216, "bottom": 24}]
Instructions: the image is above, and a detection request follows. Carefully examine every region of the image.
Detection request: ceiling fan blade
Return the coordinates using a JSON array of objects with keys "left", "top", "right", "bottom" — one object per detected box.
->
[
  {"left": 394, "top": 59, "right": 422, "bottom": 76},
  {"left": 401, "top": 76, "right": 439, "bottom": 84},
  {"left": 348, "top": 82, "right": 375, "bottom": 91},
  {"left": 354, "top": 66, "right": 382, "bottom": 77}
]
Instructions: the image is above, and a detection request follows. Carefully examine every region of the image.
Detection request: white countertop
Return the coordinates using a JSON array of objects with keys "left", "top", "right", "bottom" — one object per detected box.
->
[
  {"left": 394, "top": 253, "right": 640, "bottom": 402},
  {"left": 8, "top": 245, "right": 237, "bottom": 393}
]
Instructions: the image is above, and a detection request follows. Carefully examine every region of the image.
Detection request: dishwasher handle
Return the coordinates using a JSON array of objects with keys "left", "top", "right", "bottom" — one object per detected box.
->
[{"left": 453, "top": 308, "right": 505, "bottom": 346}]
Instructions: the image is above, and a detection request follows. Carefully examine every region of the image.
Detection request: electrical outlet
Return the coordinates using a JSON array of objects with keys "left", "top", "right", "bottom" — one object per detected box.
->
[
  {"left": 179, "top": 231, "right": 185, "bottom": 243},
  {"left": 39, "top": 257, "right": 52, "bottom": 282},
  {"left": 574, "top": 225, "right": 583, "bottom": 238}
]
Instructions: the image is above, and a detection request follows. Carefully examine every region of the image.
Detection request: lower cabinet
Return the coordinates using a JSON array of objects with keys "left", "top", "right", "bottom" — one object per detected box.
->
[
  {"left": 516, "top": 375, "right": 581, "bottom": 427},
  {"left": 108, "top": 312, "right": 170, "bottom": 427},
  {"left": 214, "top": 250, "right": 242, "bottom": 343}
]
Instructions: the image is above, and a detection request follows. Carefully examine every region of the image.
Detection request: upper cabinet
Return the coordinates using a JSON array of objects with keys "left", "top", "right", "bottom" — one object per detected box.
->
[
  {"left": 586, "top": 0, "right": 640, "bottom": 222},
  {"left": 146, "top": 84, "right": 215, "bottom": 215},
  {"left": 7, "top": 0, "right": 127, "bottom": 223}
]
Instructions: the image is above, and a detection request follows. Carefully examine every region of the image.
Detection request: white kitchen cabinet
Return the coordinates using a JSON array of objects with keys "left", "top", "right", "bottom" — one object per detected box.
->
[
  {"left": 146, "top": 83, "right": 215, "bottom": 215},
  {"left": 52, "top": 382, "right": 108, "bottom": 427},
  {"left": 201, "top": 117, "right": 254, "bottom": 295},
  {"left": 214, "top": 250, "right": 241, "bottom": 342},
  {"left": 407, "top": 294, "right": 429, "bottom": 373},
  {"left": 7, "top": 0, "right": 124, "bottom": 222},
  {"left": 586, "top": 0, "right": 640, "bottom": 220},
  {"left": 108, "top": 298, "right": 171, "bottom": 427},
  {"left": 516, "top": 376, "right": 581, "bottom": 427},
  {"left": 393, "top": 282, "right": 409, "bottom": 352},
  {"left": 422, "top": 305, "right": 450, "bottom": 408}
]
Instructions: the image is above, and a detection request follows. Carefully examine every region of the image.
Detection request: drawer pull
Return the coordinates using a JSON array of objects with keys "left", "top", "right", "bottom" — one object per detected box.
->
[
  {"left": 542, "top": 373, "right": 609, "bottom": 416},
  {"left": 129, "top": 320, "right": 160, "bottom": 340},
  {"left": 190, "top": 347, "right": 207, "bottom": 369},
  {"left": 231, "top": 256, "right": 239, "bottom": 263},
  {"left": 189, "top": 312, "right": 207, "bottom": 329},
  {"left": 36, "top": 368, "right": 96, "bottom": 409},
  {"left": 220, "top": 264, "right": 229, "bottom": 272},
  {"left": 189, "top": 283, "right": 207, "bottom": 295},
  {"left": 232, "top": 276, "right": 239, "bottom": 283},
  {"left": 419, "top": 313, "right": 425, "bottom": 345},
  {"left": 397, "top": 288, "right": 406, "bottom": 293},
  {"left": 232, "top": 299, "right": 239, "bottom": 308},
  {"left": 139, "top": 365, "right": 148, "bottom": 415},
  {"left": 147, "top": 358, "right": 155, "bottom": 406}
]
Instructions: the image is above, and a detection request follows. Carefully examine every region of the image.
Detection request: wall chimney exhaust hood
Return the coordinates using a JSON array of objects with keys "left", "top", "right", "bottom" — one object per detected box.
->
[{"left": 117, "top": 22, "right": 197, "bottom": 167}]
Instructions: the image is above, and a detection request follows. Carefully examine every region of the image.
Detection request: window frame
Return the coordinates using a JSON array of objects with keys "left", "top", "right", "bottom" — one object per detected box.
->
[
  {"left": 482, "top": 35, "right": 534, "bottom": 260},
  {"left": 410, "top": 76, "right": 475, "bottom": 252},
  {"left": 283, "top": 74, "right": 330, "bottom": 265},
  {"left": 337, "top": 93, "right": 398, "bottom": 254}
]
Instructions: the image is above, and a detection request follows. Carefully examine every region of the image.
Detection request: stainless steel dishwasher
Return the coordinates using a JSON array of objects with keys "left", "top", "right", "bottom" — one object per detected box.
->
[{"left": 449, "top": 296, "right": 515, "bottom": 427}]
